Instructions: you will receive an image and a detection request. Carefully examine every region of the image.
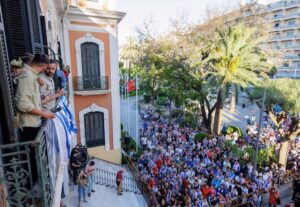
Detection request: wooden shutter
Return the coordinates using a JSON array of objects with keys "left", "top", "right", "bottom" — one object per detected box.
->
[
  {"left": 0, "top": 3, "right": 17, "bottom": 144},
  {"left": 0, "top": 0, "right": 31, "bottom": 59},
  {"left": 81, "top": 42, "right": 100, "bottom": 77},
  {"left": 84, "top": 112, "right": 105, "bottom": 147},
  {"left": 28, "top": 0, "right": 44, "bottom": 54},
  {"left": 40, "top": 15, "right": 48, "bottom": 55},
  {"left": 0, "top": 0, "right": 45, "bottom": 59}
]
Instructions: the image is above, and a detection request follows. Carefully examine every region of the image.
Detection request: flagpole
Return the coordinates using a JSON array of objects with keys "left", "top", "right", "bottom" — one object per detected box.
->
[
  {"left": 125, "top": 74, "right": 128, "bottom": 135},
  {"left": 122, "top": 86, "right": 125, "bottom": 131},
  {"left": 135, "top": 75, "right": 139, "bottom": 153},
  {"left": 127, "top": 76, "right": 130, "bottom": 139}
]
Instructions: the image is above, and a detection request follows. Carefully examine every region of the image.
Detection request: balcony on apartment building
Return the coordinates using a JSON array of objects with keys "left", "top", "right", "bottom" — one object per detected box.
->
[
  {"left": 269, "top": 33, "right": 300, "bottom": 42},
  {"left": 276, "top": 67, "right": 300, "bottom": 78},
  {"left": 268, "top": 0, "right": 300, "bottom": 11},
  {"left": 0, "top": 119, "right": 60, "bottom": 207},
  {"left": 277, "top": 66, "right": 300, "bottom": 71},
  {"left": 73, "top": 75, "right": 109, "bottom": 95},
  {"left": 283, "top": 54, "right": 300, "bottom": 59},
  {"left": 270, "top": 12, "right": 300, "bottom": 21},
  {"left": 272, "top": 45, "right": 300, "bottom": 50},
  {"left": 272, "top": 22, "right": 300, "bottom": 31}
]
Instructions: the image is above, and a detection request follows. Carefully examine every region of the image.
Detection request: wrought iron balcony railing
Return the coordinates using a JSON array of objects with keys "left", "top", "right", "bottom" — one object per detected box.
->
[
  {"left": 74, "top": 76, "right": 109, "bottom": 91},
  {"left": 0, "top": 120, "right": 53, "bottom": 207}
]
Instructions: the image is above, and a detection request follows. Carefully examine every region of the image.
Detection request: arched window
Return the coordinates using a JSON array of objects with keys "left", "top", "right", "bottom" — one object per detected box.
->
[
  {"left": 81, "top": 42, "right": 100, "bottom": 77},
  {"left": 84, "top": 111, "right": 105, "bottom": 147}
]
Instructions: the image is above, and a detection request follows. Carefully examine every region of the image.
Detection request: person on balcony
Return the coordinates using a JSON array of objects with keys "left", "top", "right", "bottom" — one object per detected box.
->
[
  {"left": 76, "top": 170, "right": 88, "bottom": 207},
  {"left": 15, "top": 53, "right": 55, "bottom": 185},
  {"left": 53, "top": 59, "right": 67, "bottom": 90},
  {"left": 38, "top": 59, "right": 65, "bottom": 111},
  {"left": 85, "top": 160, "right": 96, "bottom": 197}
]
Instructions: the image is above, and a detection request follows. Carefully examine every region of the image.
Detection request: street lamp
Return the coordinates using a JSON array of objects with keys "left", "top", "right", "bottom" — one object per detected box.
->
[{"left": 252, "top": 88, "right": 266, "bottom": 179}]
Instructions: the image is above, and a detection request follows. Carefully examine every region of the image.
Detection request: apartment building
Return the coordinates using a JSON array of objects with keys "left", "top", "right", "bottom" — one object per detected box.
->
[
  {"left": 266, "top": 0, "right": 300, "bottom": 78},
  {"left": 213, "top": 0, "right": 300, "bottom": 78}
]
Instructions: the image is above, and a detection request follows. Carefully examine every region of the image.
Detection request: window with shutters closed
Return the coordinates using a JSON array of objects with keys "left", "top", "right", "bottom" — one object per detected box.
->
[
  {"left": 84, "top": 112, "right": 105, "bottom": 147},
  {"left": 81, "top": 42, "right": 100, "bottom": 77},
  {"left": 80, "top": 42, "right": 101, "bottom": 90}
]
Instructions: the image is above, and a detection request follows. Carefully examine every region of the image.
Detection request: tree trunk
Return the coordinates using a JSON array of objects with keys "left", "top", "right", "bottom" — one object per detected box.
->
[
  {"left": 279, "top": 140, "right": 290, "bottom": 167},
  {"left": 200, "top": 104, "right": 211, "bottom": 132},
  {"left": 150, "top": 90, "right": 156, "bottom": 105},
  {"left": 213, "top": 89, "right": 223, "bottom": 135},
  {"left": 229, "top": 83, "right": 236, "bottom": 112}
]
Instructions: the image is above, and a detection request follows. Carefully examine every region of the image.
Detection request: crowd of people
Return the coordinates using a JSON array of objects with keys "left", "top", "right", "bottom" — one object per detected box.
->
[{"left": 136, "top": 110, "right": 300, "bottom": 207}]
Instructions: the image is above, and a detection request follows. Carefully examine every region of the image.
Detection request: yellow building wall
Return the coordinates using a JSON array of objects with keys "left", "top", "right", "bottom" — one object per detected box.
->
[{"left": 88, "top": 146, "right": 121, "bottom": 164}]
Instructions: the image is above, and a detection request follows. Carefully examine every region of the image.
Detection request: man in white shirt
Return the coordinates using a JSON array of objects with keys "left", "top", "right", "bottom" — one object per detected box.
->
[{"left": 38, "top": 60, "right": 65, "bottom": 111}]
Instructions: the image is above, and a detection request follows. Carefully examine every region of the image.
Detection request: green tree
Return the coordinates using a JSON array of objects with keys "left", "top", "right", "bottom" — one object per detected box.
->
[
  {"left": 207, "top": 24, "right": 271, "bottom": 134},
  {"left": 251, "top": 79, "right": 300, "bottom": 166},
  {"left": 136, "top": 38, "right": 170, "bottom": 104}
]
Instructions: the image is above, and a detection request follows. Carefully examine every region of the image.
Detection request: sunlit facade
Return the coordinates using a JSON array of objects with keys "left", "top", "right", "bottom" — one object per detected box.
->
[
  {"left": 62, "top": 0, "right": 125, "bottom": 164},
  {"left": 266, "top": 0, "right": 300, "bottom": 78}
]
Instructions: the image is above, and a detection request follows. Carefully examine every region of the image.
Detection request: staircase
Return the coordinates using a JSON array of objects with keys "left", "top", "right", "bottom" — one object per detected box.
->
[
  {"left": 63, "top": 158, "right": 146, "bottom": 207},
  {"left": 94, "top": 168, "right": 140, "bottom": 193}
]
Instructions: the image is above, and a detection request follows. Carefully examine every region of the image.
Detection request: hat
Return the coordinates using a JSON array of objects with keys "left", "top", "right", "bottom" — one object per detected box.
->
[{"left": 10, "top": 58, "right": 23, "bottom": 68}]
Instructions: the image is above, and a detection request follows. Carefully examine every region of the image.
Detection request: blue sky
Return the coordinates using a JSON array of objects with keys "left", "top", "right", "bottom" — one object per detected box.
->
[{"left": 117, "top": 0, "right": 278, "bottom": 45}]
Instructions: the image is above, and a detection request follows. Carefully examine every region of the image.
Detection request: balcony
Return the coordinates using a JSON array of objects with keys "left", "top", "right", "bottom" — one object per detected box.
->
[
  {"left": 272, "top": 23, "right": 300, "bottom": 31},
  {"left": 277, "top": 67, "right": 300, "bottom": 71},
  {"left": 73, "top": 76, "right": 109, "bottom": 96},
  {"left": 269, "top": 34, "right": 300, "bottom": 42},
  {"left": 0, "top": 120, "right": 56, "bottom": 207},
  {"left": 276, "top": 67, "right": 300, "bottom": 78},
  {"left": 268, "top": 0, "right": 300, "bottom": 11},
  {"left": 270, "top": 12, "right": 300, "bottom": 21},
  {"left": 283, "top": 54, "right": 300, "bottom": 59}
]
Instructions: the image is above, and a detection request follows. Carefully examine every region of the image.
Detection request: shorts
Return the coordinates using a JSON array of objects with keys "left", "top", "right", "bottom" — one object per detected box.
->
[{"left": 117, "top": 181, "right": 121, "bottom": 186}]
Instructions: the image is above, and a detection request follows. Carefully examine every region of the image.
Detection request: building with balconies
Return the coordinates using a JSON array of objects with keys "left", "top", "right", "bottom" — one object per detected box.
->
[
  {"left": 219, "top": 0, "right": 300, "bottom": 78},
  {"left": 265, "top": 0, "right": 300, "bottom": 78}
]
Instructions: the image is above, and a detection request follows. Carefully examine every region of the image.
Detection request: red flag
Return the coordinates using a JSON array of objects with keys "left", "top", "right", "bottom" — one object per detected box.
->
[{"left": 127, "top": 80, "right": 135, "bottom": 92}]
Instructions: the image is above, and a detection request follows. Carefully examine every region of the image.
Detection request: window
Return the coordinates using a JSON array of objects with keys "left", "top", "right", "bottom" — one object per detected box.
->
[
  {"left": 285, "top": 41, "right": 293, "bottom": 48},
  {"left": 286, "top": 31, "right": 294, "bottom": 37},
  {"left": 283, "top": 63, "right": 289, "bottom": 67},
  {"left": 287, "top": 20, "right": 296, "bottom": 25},
  {"left": 84, "top": 112, "right": 105, "bottom": 147},
  {"left": 80, "top": 42, "right": 101, "bottom": 90},
  {"left": 81, "top": 42, "right": 100, "bottom": 77},
  {"left": 274, "top": 23, "right": 280, "bottom": 27}
]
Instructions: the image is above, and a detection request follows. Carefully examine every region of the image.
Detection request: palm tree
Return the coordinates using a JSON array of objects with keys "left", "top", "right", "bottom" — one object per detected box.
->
[{"left": 207, "top": 24, "right": 271, "bottom": 134}]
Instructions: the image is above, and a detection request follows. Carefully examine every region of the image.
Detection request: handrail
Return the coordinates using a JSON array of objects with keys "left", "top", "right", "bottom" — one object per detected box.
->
[
  {"left": 0, "top": 119, "right": 53, "bottom": 207},
  {"left": 94, "top": 167, "right": 140, "bottom": 193},
  {"left": 121, "top": 150, "right": 151, "bottom": 206}
]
